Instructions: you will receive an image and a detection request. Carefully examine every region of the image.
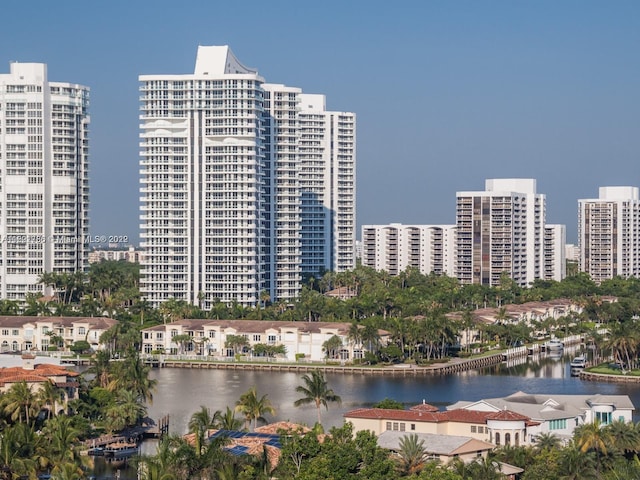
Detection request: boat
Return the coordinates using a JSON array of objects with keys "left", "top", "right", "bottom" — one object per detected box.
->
[
  {"left": 545, "top": 339, "right": 564, "bottom": 351},
  {"left": 570, "top": 355, "right": 587, "bottom": 368},
  {"left": 87, "top": 446, "right": 105, "bottom": 456},
  {"left": 103, "top": 442, "right": 139, "bottom": 459}
]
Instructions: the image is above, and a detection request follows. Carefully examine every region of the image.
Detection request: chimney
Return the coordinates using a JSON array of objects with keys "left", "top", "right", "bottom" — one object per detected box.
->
[{"left": 21, "top": 353, "right": 36, "bottom": 370}]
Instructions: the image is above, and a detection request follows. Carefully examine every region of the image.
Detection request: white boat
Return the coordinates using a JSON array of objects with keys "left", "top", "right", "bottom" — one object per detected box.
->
[
  {"left": 570, "top": 356, "right": 586, "bottom": 368},
  {"left": 103, "top": 442, "right": 139, "bottom": 458},
  {"left": 545, "top": 339, "right": 564, "bottom": 351}
]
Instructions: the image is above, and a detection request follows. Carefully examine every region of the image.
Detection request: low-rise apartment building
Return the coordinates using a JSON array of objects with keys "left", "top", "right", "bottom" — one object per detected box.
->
[
  {"left": 0, "top": 316, "right": 118, "bottom": 353},
  {"left": 140, "top": 319, "right": 389, "bottom": 362}
]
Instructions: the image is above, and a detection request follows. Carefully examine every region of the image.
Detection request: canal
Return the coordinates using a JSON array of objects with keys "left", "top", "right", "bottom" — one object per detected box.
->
[{"left": 95, "top": 345, "right": 640, "bottom": 478}]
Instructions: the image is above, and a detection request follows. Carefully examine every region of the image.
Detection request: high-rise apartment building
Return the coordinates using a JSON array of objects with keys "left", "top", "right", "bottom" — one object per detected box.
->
[
  {"left": 578, "top": 186, "right": 640, "bottom": 282},
  {"left": 544, "top": 224, "right": 566, "bottom": 281},
  {"left": 298, "top": 94, "right": 356, "bottom": 276},
  {"left": 139, "top": 46, "right": 355, "bottom": 308},
  {"left": 456, "top": 179, "right": 563, "bottom": 287},
  {"left": 0, "top": 62, "right": 89, "bottom": 300},
  {"left": 361, "top": 224, "right": 456, "bottom": 276}
]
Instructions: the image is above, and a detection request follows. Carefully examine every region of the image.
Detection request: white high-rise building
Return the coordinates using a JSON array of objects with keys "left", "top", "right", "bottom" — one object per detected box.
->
[
  {"left": 578, "top": 186, "right": 640, "bottom": 282},
  {"left": 0, "top": 62, "right": 89, "bottom": 301},
  {"left": 456, "top": 179, "right": 560, "bottom": 287},
  {"left": 544, "top": 224, "right": 566, "bottom": 282},
  {"left": 139, "top": 46, "right": 355, "bottom": 308},
  {"left": 361, "top": 224, "right": 456, "bottom": 277},
  {"left": 298, "top": 94, "right": 356, "bottom": 276}
]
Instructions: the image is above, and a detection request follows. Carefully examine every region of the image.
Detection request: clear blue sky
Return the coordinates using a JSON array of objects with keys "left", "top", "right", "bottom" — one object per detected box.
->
[{"left": 2, "top": 0, "right": 639, "bottom": 244}]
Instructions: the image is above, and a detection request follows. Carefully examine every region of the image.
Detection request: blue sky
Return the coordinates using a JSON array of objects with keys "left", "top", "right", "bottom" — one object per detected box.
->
[{"left": 2, "top": 0, "right": 639, "bottom": 244}]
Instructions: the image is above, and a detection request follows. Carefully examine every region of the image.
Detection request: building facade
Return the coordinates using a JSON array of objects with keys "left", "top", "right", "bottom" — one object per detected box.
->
[
  {"left": 139, "top": 46, "right": 355, "bottom": 308},
  {"left": 0, "top": 62, "right": 90, "bottom": 301},
  {"left": 578, "top": 186, "right": 640, "bottom": 282},
  {"left": 456, "top": 179, "right": 564, "bottom": 287},
  {"left": 361, "top": 224, "right": 456, "bottom": 276},
  {"left": 0, "top": 316, "right": 117, "bottom": 352},
  {"left": 140, "top": 319, "right": 387, "bottom": 362},
  {"left": 543, "top": 224, "right": 566, "bottom": 281}
]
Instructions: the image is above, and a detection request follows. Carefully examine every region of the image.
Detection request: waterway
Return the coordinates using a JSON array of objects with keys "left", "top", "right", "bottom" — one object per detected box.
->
[{"left": 94, "top": 345, "right": 640, "bottom": 478}]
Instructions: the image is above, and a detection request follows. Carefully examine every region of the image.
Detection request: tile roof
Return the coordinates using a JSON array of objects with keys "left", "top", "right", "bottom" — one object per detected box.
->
[
  {"left": 254, "top": 421, "right": 311, "bottom": 435},
  {"left": 344, "top": 407, "right": 531, "bottom": 425},
  {"left": 377, "top": 431, "right": 494, "bottom": 455},
  {"left": 409, "top": 402, "right": 439, "bottom": 413},
  {"left": 143, "top": 318, "right": 389, "bottom": 336},
  {"left": 0, "top": 315, "right": 118, "bottom": 329}
]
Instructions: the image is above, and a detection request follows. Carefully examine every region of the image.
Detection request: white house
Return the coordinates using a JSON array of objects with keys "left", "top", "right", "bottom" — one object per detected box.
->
[
  {"left": 448, "top": 391, "right": 635, "bottom": 442},
  {"left": 0, "top": 316, "right": 118, "bottom": 352},
  {"left": 140, "top": 319, "right": 388, "bottom": 362}
]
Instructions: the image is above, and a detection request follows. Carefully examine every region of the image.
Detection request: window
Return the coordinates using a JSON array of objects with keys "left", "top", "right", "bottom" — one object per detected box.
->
[
  {"left": 209, "top": 331, "right": 216, "bottom": 338},
  {"left": 410, "top": 424, "right": 415, "bottom": 431},
  {"left": 400, "top": 423, "right": 405, "bottom": 432},
  {"left": 253, "top": 334, "right": 261, "bottom": 342},
  {"left": 505, "top": 433, "right": 511, "bottom": 446},
  {"left": 1, "top": 329, "right": 8, "bottom": 336},
  {"left": 478, "top": 426, "right": 484, "bottom": 434},
  {"left": 515, "top": 432, "right": 520, "bottom": 446},
  {"left": 549, "top": 419, "right": 568, "bottom": 430},
  {"left": 495, "top": 433, "right": 500, "bottom": 446},
  {"left": 12, "top": 330, "right": 18, "bottom": 336},
  {"left": 594, "top": 412, "right": 612, "bottom": 426},
  {"left": 78, "top": 327, "right": 86, "bottom": 336},
  {"left": 471, "top": 426, "right": 477, "bottom": 433},
  {"left": 393, "top": 422, "right": 399, "bottom": 431},
  {"left": 386, "top": 422, "right": 391, "bottom": 431}
]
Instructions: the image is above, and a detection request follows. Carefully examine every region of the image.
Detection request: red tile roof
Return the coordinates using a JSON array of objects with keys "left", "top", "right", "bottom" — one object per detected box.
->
[
  {"left": 409, "top": 403, "right": 439, "bottom": 413},
  {"left": 345, "top": 407, "right": 533, "bottom": 425}
]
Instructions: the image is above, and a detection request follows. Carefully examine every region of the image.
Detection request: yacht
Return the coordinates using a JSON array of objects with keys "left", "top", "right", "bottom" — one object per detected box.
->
[
  {"left": 570, "top": 355, "right": 587, "bottom": 368},
  {"left": 545, "top": 339, "right": 564, "bottom": 351}
]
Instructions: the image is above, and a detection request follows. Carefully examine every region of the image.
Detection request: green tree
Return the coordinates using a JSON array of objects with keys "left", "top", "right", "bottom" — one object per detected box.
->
[
  {"left": 235, "top": 386, "right": 276, "bottom": 431},
  {"left": 188, "top": 406, "right": 219, "bottom": 456},
  {"left": 322, "top": 335, "right": 343, "bottom": 359},
  {"left": 3, "top": 381, "right": 37, "bottom": 424},
  {"left": 294, "top": 369, "right": 342, "bottom": 426},
  {"left": 36, "top": 380, "right": 65, "bottom": 419},
  {"left": 396, "top": 433, "right": 429, "bottom": 475}
]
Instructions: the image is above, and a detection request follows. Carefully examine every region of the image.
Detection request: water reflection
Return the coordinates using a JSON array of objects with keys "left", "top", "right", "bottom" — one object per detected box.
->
[
  {"left": 100, "top": 348, "right": 640, "bottom": 478},
  {"left": 145, "top": 345, "right": 640, "bottom": 435}
]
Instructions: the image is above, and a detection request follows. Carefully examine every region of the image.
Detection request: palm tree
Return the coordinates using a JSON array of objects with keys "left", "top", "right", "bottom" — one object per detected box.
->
[
  {"left": 322, "top": 335, "right": 343, "bottom": 360},
  {"left": 575, "top": 421, "right": 611, "bottom": 475},
  {"left": 41, "top": 415, "right": 81, "bottom": 465},
  {"left": 216, "top": 406, "right": 243, "bottom": 431},
  {"left": 3, "top": 381, "right": 37, "bottom": 424},
  {"left": 235, "top": 386, "right": 276, "bottom": 431},
  {"left": 188, "top": 406, "right": 219, "bottom": 456},
  {"left": 36, "top": 380, "right": 65, "bottom": 419},
  {"left": 605, "top": 420, "right": 640, "bottom": 454},
  {"left": 396, "top": 433, "right": 429, "bottom": 475},
  {"left": 293, "top": 369, "right": 341, "bottom": 426},
  {"left": 558, "top": 443, "right": 598, "bottom": 480},
  {"left": 50, "top": 462, "right": 84, "bottom": 480},
  {"left": 535, "top": 432, "right": 561, "bottom": 452}
]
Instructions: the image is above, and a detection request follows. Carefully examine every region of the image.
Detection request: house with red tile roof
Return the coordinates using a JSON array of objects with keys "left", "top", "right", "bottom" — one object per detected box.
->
[
  {"left": 344, "top": 402, "right": 540, "bottom": 448},
  {"left": 0, "top": 354, "right": 79, "bottom": 415}
]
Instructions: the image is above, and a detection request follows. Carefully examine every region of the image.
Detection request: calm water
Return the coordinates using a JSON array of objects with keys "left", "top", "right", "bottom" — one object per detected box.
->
[{"left": 94, "top": 346, "right": 640, "bottom": 479}]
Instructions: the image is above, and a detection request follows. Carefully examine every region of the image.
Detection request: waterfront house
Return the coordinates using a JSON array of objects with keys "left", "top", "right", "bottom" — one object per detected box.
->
[
  {"left": 377, "top": 431, "right": 494, "bottom": 464},
  {"left": 0, "top": 316, "right": 118, "bottom": 353},
  {"left": 448, "top": 391, "right": 635, "bottom": 442},
  {"left": 0, "top": 353, "right": 79, "bottom": 414},
  {"left": 344, "top": 402, "right": 539, "bottom": 448},
  {"left": 446, "top": 298, "right": 588, "bottom": 347},
  {"left": 140, "top": 319, "right": 389, "bottom": 362}
]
